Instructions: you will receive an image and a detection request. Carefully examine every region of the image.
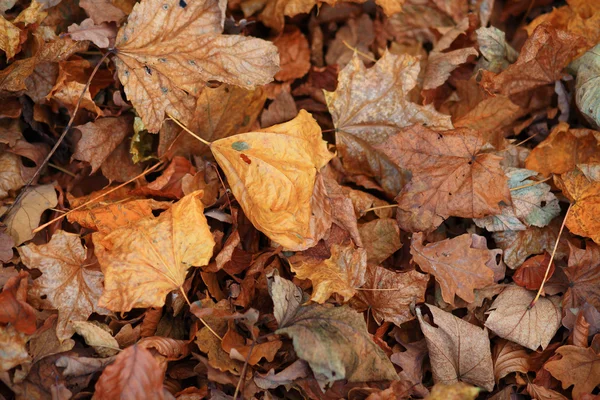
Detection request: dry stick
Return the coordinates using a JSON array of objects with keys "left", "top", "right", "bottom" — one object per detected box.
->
[
  {"left": 5, "top": 51, "right": 112, "bottom": 217},
  {"left": 33, "top": 162, "right": 163, "bottom": 233},
  {"left": 361, "top": 204, "right": 399, "bottom": 213},
  {"left": 233, "top": 341, "right": 256, "bottom": 400},
  {"left": 178, "top": 287, "right": 223, "bottom": 341},
  {"left": 530, "top": 203, "right": 572, "bottom": 308},
  {"left": 510, "top": 176, "right": 552, "bottom": 191},
  {"left": 166, "top": 112, "right": 211, "bottom": 146}
]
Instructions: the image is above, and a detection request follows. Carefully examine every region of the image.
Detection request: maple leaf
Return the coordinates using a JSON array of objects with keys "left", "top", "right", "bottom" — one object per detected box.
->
[
  {"left": 379, "top": 125, "right": 511, "bottom": 232},
  {"left": 410, "top": 232, "right": 494, "bottom": 306},
  {"left": 94, "top": 345, "right": 166, "bottom": 400},
  {"left": 113, "top": 0, "right": 279, "bottom": 132},
  {"left": 417, "top": 305, "right": 495, "bottom": 391},
  {"left": 210, "top": 110, "right": 333, "bottom": 251},
  {"left": 267, "top": 271, "right": 397, "bottom": 384},
  {"left": 18, "top": 230, "right": 105, "bottom": 341},
  {"left": 355, "top": 265, "right": 428, "bottom": 327},
  {"left": 545, "top": 345, "right": 600, "bottom": 398},
  {"left": 324, "top": 51, "right": 452, "bottom": 197},
  {"left": 485, "top": 286, "right": 562, "bottom": 351},
  {"left": 564, "top": 242, "right": 600, "bottom": 310},
  {"left": 291, "top": 244, "right": 367, "bottom": 304},
  {"left": 94, "top": 190, "right": 215, "bottom": 311}
]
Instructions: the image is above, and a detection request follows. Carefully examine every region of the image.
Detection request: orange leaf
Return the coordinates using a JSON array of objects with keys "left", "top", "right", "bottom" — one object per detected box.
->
[
  {"left": 513, "top": 252, "right": 555, "bottom": 291},
  {"left": 545, "top": 345, "right": 600, "bottom": 398},
  {"left": 0, "top": 272, "right": 36, "bottom": 335}
]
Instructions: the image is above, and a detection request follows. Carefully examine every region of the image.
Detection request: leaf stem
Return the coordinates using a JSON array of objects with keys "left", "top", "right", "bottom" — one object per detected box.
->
[
  {"left": 342, "top": 40, "right": 377, "bottom": 62},
  {"left": 510, "top": 176, "right": 552, "bottom": 191},
  {"left": 178, "top": 286, "right": 223, "bottom": 341},
  {"left": 166, "top": 113, "right": 212, "bottom": 146},
  {"left": 361, "top": 204, "right": 399, "bottom": 213},
  {"left": 48, "top": 163, "right": 76, "bottom": 177}
]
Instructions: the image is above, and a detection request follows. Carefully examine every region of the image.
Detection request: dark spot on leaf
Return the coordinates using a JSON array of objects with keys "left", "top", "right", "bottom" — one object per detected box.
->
[
  {"left": 159, "top": 58, "right": 166, "bottom": 63},
  {"left": 179, "top": 0, "right": 187, "bottom": 7},
  {"left": 207, "top": 80, "right": 222, "bottom": 88},
  {"left": 161, "top": 87, "right": 168, "bottom": 94},
  {"left": 162, "top": 3, "right": 168, "bottom": 9},
  {"left": 144, "top": 65, "right": 152, "bottom": 75},
  {"left": 188, "top": 60, "right": 196, "bottom": 66},
  {"left": 240, "top": 154, "right": 251, "bottom": 164},
  {"left": 540, "top": 201, "right": 547, "bottom": 207},
  {"left": 242, "top": 115, "right": 250, "bottom": 126},
  {"left": 232, "top": 141, "right": 250, "bottom": 151}
]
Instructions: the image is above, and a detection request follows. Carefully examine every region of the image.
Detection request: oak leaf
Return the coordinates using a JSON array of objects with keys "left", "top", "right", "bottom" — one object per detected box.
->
[
  {"left": 324, "top": 51, "right": 452, "bottom": 197},
  {"left": 210, "top": 110, "right": 333, "bottom": 251},
  {"left": 410, "top": 232, "right": 494, "bottom": 306},
  {"left": 113, "top": 0, "right": 279, "bottom": 132},
  {"left": 545, "top": 345, "right": 600, "bottom": 399},
  {"left": 380, "top": 125, "right": 511, "bottom": 232},
  {"left": 564, "top": 242, "right": 600, "bottom": 310},
  {"left": 417, "top": 305, "right": 494, "bottom": 391},
  {"left": 19, "top": 231, "right": 105, "bottom": 341},
  {"left": 485, "top": 286, "right": 561, "bottom": 350},
  {"left": 94, "top": 345, "right": 166, "bottom": 400},
  {"left": 355, "top": 265, "right": 428, "bottom": 327},
  {"left": 0, "top": 272, "right": 36, "bottom": 335},
  {"left": 291, "top": 244, "right": 367, "bottom": 304},
  {"left": 94, "top": 190, "right": 215, "bottom": 311}
]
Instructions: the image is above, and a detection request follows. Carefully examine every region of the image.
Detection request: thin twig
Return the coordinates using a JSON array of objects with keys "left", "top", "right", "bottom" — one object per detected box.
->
[
  {"left": 510, "top": 176, "right": 552, "bottom": 191},
  {"left": 166, "top": 113, "right": 211, "bottom": 146},
  {"left": 342, "top": 40, "right": 376, "bottom": 62},
  {"left": 361, "top": 204, "right": 399, "bottom": 213},
  {"left": 48, "top": 163, "right": 76, "bottom": 177},
  {"left": 233, "top": 341, "right": 255, "bottom": 400},
  {"left": 178, "top": 287, "right": 223, "bottom": 341}
]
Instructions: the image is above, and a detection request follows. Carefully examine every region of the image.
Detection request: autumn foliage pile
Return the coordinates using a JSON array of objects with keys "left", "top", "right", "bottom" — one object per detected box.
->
[{"left": 3, "top": 0, "right": 600, "bottom": 398}]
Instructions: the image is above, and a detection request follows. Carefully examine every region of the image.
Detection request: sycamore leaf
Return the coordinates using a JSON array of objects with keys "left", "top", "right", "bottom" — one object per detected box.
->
[
  {"left": 94, "top": 190, "right": 215, "bottom": 312},
  {"left": 113, "top": 0, "right": 279, "bottom": 132},
  {"left": 564, "top": 242, "right": 600, "bottom": 310},
  {"left": 267, "top": 271, "right": 397, "bottom": 384},
  {"left": 410, "top": 232, "right": 494, "bottom": 306},
  {"left": 417, "top": 305, "right": 494, "bottom": 391},
  {"left": 72, "top": 321, "right": 119, "bottom": 357},
  {"left": 210, "top": 110, "right": 333, "bottom": 251},
  {"left": 485, "top": 286, "right": 561, "bottom": 351},
  {"left": 291, "top": 244, "right": 367, "bottom": 304},
  {"left": 379, "top": 125, "right": 511, "bottom": 232},
  {"left": 324, "top": 51, "right": 452, "bottom": 197},
  {"left": 545, "top": 345, "right": 600, "bottom": 399},
  {"left": 94, "top": 345, "right": 166, "bottom": 400},
  {"left": 355, "top": 265, "right": 429, "bottom": 326},
  {"left": 18, "top": 231, "right": 105, "bottom": 342},
  {"left": 474, "top": 168, "right": 560, "bottom": 232}
]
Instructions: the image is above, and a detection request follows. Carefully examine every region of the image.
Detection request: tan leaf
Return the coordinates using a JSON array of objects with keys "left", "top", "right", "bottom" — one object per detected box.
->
[
  {"left": 358, "top": 218, "right": 402, "bottom": 265},
  {"left": 564, "top": 242, "right": 600, "bottom": 310},
  {"left": 0, "top": 58, "right": 36, "bottom": 93},
  {"left": 273, "top": 27, "right": 310, "bottom": 82},
  {"left": 545, "top": 345, "right": 600, "bottom": 399},
  {"left": 485, "top": 286, "right": 561, "bottom": 351},
  {"left": 325, "top": 14, "right": 374, "bottom": 68},
  {"left": 67, "top": 18, "right": 116, "bottom": 49},
  {"left": 210, "top": 110, "right": 333, "bottom": 250},
  {"left": 417, "top": 305, "right": 494, "bottom": 391},
  {"left": 79, "top": 0, "right": 127, "bottom": 24},
  {"left": 379, "top": 125, "right": 511, "bottom": 232},
  {"left": 411, "top": 233, "right": 494, "bottom": 306},
  {"left": 114, "top": 0, "right": 279, "bottom": 132},
  {"left": 492, "top": 339, "right": 530, "bottom": 382},
  {"left": 18, "top": 231, "right": 105, "bottom": 341},
  {"left": 72, "top": 321, "right": 119, "bottom": 357},
  {"left": 0, "top": 325, "right": 30, "bottom": 372},
  {"left": 325, "top": 51, "right": 452, "bottom": 197},
  {"left": 356, "top": 265, "right": 428, "bottom": 326},
  {"left": 95, "top": 190, "right": 215, "bottom": 311},
  {"left": 423, "top": 48, "right": 478, "bottom": 90},
  {"left": 527, "top": 383, "right": 569, "bottom": 400},
  {"left": 13, "top": 0, "right": 47, "bottom": 25},
  {"left": 0, "top": 15, "right": 21, "bottom": 60},
  {"left": 426, "top": 382, "right": 480, "bottom": 400},
  {"left": 94, "top": 345, "right": 166, "bottom": 400},
  {"left": 291, "top": 244, "right": 367, "bottom": 303},
  {"left": 0, "top": 152, "right": 25, "bottom": 199},
  {"left": 72, "top": 115, "right": 133, "bottom": 173},
  {"left": 4, "top": 184, "right": 58, "bottom": 245}
]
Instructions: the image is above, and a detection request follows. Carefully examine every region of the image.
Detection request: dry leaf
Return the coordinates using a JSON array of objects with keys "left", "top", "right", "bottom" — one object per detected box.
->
[
  {"left": 475, "top": 26, "right": 518, "bottom": 73},
  {"left": 545, "top": 345, "right": 600, "bottom": 399},
  {"left": 390, "top": 339, "right": 429, "bottom": 396},
  {"left": 72, "top": 321, "right": 119, "bottom": 357},
  {"left": 355, "top": 265, "right": 428, "bottom": 326},
  {"left": 513, "top": 253, "right": 555, "bottom": 291},
  {"left": 485, "top": 286, "right": 562, "bottom": 350},
  {"left": 210, "top": 110, "right": 333, "bottom": 251},
  {"left": 325, "top": 14, "right": 374, "bottom": 68},
  {"left": 95, "top": 190, "right": 215, "bottom": 311},
  {"left": 492, "top": 339, "right": 530, "bottom": 382},
  {"left": 0, "top": 325, "right": 30, "bottom": 372},
  {"left": 79, "top": 0, "right": 127, "bottom": 24},
  {"left": 564, "top": 242, "right": 600, "bottom": 310},
  {"left": 358, "top": 218, "right": 401, "bottom": 265},
  {"left": 424, "top": 48, "right": 478, "bottom": 90},
  {"left": 273, "top": 27, "right": 310, "bottom": 82},
  {"left": 426, "top": 382, "right": 480, "bottom": 400},
  {"left": 94, "top": 345, "right": 166, "bottom": 400},
  {"left": 417, "top": 304, "right": 494, "bottom": 391},
  {"left": 0, "top": 15, "right": 21, "bottom": 60},
  {"left": 0, "top": 152, "right": 25, "bottom": 199},
  {"left": 114, "top": 0, "right": 279, "bottom": 132},
  {"left": 67, "top": 18, "right": 116, "bottom": 48},
  {"left": 254, "top": 360, "right": 310, "bottom": 390},
  {"left": 411, "top": 232, "right": 494, "bottom": 306},
  {"left": 380, "top": 125, "right": 511, "bottom": 232},
  {"left": 19, "top": 231, "right": 105, "bottom": 341},
  {"left": 291, "top": 244, "right": 367, "bottom": 303},
  {"left": 0, "top": 272, "right": 37, "bottom": 335}
]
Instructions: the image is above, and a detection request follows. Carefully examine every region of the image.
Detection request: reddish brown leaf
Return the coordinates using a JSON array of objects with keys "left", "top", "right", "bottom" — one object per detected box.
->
[
  {"left": 513, "top": 252, "right": 555, "bottom": 291},
  {"left": 545, "top": 345, "right": 600, "bottom": 399},
  {"left": 0, "top": 272, "right": 37, "bottom": 335},
  {"left": 564, "top": 242, "right": 600, "bottom": 310}
]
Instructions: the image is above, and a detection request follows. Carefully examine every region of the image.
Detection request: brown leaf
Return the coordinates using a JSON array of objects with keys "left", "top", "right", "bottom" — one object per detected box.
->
[
  {"left": 390, "top": 339, "right": 429, "bottom": 396},
  {"left": 254, "top": 360, "right": 310, "bottom": 390},
  {"left": 380, "top": 125, "right": 511, "bottom": 232},
  {"left": 114, "top": 0, "right": 279, "bottom": 132},
  {"left": 210, "top": 111, "right": 333, "bottom": 250},
  {"left": 321, "top": 174, "right": 362, "bottom": 246},
  {"left": 67, "top": 18, "right": 117, "bottom": 48},
  {"left": 101, "top": 140, "right": 144, "bottom": 182},
  {"left": 291, "top": 244, "right": 367, "bottom": 303},
  {"left": 411, "top": 232, "right": 494, "bottom": 306},
  {"left": 417, "top": 304, "right": 494, "bottom": 391},
  {"left": 94, "top": 345, "right": 166, "bottom": 400},
  {"left": 273, "top": 27, "right": 310, "bottom": 81},
  {"left": 0, "top": 272, "right": 36, "bottom": 335},
  {"left": 4, "top": 184, "right": 58, "bottom": 245},
  {"left": 423, "top": 48, "right": 478, "bottom": 90},
  {"left": 484, "top": 286, "right": 562, "bottom": 350},
  {"left": 492, "top": 339, "right": 530, "bottom": 382},
  {"left": 480, "top": 24, "right": 585, "bottom": 96},
  {"left": 545, "top": 345, "right": 600, "bottom": 398},
  {"left": 325, "top": 14, "right": 374, "bottom": 68},
  {"left": 134, "top": 156, "right": 195, "bottom": 199},
  {"left": 260, "top": 90, "right": 298, "bottom": 127},
  {"left": 0, "top": 325, "right": 30, "bottom": 371},
  {"left": 0, "top": 152, "right": 25, "bottom": 199},
  {"left": 95, "top": 191, "right": 215, "bottom": 311},
  {"left": 564, "top": 242, "right": 600, "bottom": 310},
  {"left": 0, "top": 15, "right": 22, "bottom": 60},
  {"left": 19, "top": 231, "right": 105, "bottom": 341},
  {"left": 356, "top": 265, "right": 428, "bottom": 326},
  {"left": 72, "top": 321, "right": 119, "bottom": 357},
  {"left": 526, "top": 383, "right": 569, "bottom": 400},
  {"left": 79, "top": 0, "right": 127, "bottom": 24},
  {"left": 513, "top": 252, "right": 555, "bottom": 291},
  {"left": 325, "top": 51, "right": 452, "bottom": 197},
  {"left": 358, "top": 218, "right": 401, "bottom": 265}
]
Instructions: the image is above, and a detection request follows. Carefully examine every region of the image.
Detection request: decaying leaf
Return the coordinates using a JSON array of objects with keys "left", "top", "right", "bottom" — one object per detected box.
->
[
  {"left": 545, "top": 345, "right": 600, "bottom": 399},
  {"left": 72, "top": 321, "right": 119, "bottom": 357},
  {"left": 0, "top": 325, "right": 30, "bottom": 372},
  {"left": 0, "top": 272, "right": 36, "bottom": 335},
  {"left": 492, "top": 339, "right": 530, "bottom": 383},
  {"left": 476, "top": 26, "right": 518, "bottom": 73},
  {"left": 564, "top": 242, "right": 600, "bottom": 310},
  {"left": 426, "top": 382, "right": 480, "bottom": 400},
  {"left": 358, "top": 218, "right": 401, "bottom": 265}
]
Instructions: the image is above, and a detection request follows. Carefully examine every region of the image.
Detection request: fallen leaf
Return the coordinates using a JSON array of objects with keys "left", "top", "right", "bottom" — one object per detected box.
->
[
  {"left": 113, "top": 0, "right": 279, "bottom": 132},
  {"left": 355, "top": 265, "right": 428, "bottom": 327},
  {"left": 0, "top": 325, "right": 30, "bottom": 372},
  {"left": 0, "top": 15, "right": 21, "bottom": 60},
  {"left": 94, "top": 345, "right": 166, "bottom": 400},
  {"left": 4, "top": 183, "right": 58, "bottom": 246},
  {"left": 95, "top": 190, "right": 215, "bottom": 311},
  {"left": 390, "top": 339, "right": 429, "bottom": 396},
  {"left": 380, "top": 125, "right": 511, "bottom": 232},
  {"left": 254, "top": 359, "right": 310, "bottom": 390},
  {"left": 325, "top": 14, "right": 375, "bottom": 68},
  {"left": 48, "top": 58, "right": 104, "bottom": 116},
  {"left": 545, "top": 345, "right": 600, "bottom": 399},
  {"left": 564, "top": 242, "right": 600, "bottom": 310},
  {"left": 268, "top": 271, "right": 397, "bottom": 384},
  {"left": 492, "top": 339, "right": 530, "bottom": 382},
  {"left": 0, "top": 272, "right": 37, "bottom": 335},
  {"left": 210, "top": 110, "right": 333, "bottom": 250},
  {"left": 133, "top": 156, "right": 195, "bottom": 199},
  {"left": 358, "top": 218, "right": 401, "bottom": 265},
  {"left": 72, "top": 321, "right": 119, "bottom": 357},
  {"left": 513, "top": 252, "right": 555, "bottom": 291},
  {"left": 67, "top": 18, "right": 116, "bottom": 48},
  {"left": 0, "top": 152, "right": 25, "bottom": 199},
  {"left": 571, "top": 43, "right": 600, "bottom": 129},
  {"left": 425, "top": 382, "right": 480, "bottom": 400},
  {"left": 411, "top": 232, "right": 494, "bottom": 306},
  {"left": 324, "top": 51, "right": 452, "bottom": 197},
  {"left": 423, "top": 48, "right": 478, "bottom": 90},
  {"left": 260, "top": 90, "right": 298, "bottom": 127},
  {"left": 56, "top": 354, "right": 116, "bottom": 377},
  {"left": 79, "top": 0, "right": 127, "bottom": 24},
  {"left": 273, "top": 27, "right": 310, "bottom": 81},
  {"left": 475, "top": 26, "right": 518, "bottom": 73},
  {"left": 291, "top": 244, "right": 367, "bottom": 303},
  {"left": 485, "top": 286, "right": 562, "bottom": 350},
  {"left": 417, "top": 304, "right": 494, "bottom": 391},
  {"left": 527, "top": 383, "right": 569, "bottom": 400}
]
